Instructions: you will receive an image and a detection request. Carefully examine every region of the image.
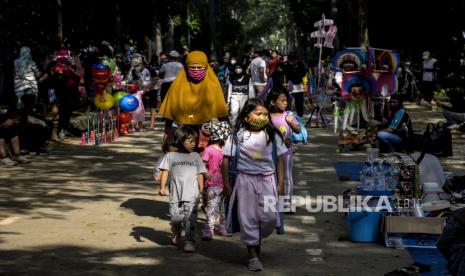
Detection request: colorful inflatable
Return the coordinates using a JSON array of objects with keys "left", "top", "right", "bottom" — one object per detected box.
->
[
  {"left": 94, "top": 92, "right": 115, "bottom": 110},
  {"left": 113, "top": 91, "right": 129, "bottom": 107},
  {"left": 119, "top": 95, "right": 139, "bottom": 112}
]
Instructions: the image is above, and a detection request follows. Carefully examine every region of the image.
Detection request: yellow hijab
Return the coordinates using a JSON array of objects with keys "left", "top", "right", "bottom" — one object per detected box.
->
[{"left": 158, "top": 51, "right": 228, "bottom": 125}]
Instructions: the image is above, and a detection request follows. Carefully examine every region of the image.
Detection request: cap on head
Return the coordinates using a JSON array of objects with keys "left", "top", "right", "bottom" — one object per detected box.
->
[
  {"left": 169, "top": 50, "right": 180, "bottom": 58},
  {"left": 422, "top": 51, "right": 430, "bottom": 60}
]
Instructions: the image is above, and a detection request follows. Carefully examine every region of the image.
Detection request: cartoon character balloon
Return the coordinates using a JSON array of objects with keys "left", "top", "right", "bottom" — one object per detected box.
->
[
  {"left": 119, "top": 95, "right": 139, "bottom": 112},
  {"left": 94, "top": 92, "right": 115, "bottom": 110}
]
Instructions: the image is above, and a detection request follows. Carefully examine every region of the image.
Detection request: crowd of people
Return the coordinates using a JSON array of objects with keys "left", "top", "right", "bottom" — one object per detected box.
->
[{"left": 1, "top": 41, "right": 464, "bottom": 272}]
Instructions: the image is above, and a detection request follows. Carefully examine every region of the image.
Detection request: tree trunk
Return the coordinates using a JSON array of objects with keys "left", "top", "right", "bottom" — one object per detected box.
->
[
  {"left": 56, "top": 0, "right": 63, "bottom": 45},
  {"left": 166, "top": 17, "right": 175, "bottom": 51},
  {"left": 208, "top": 0, "right": 217, "bottom": 59},
  {"left": 115, "top": 1, "right": 123, "bottom": 53},
  {"left": 358, "top": 0, "right": 369, "bottom": 47}
]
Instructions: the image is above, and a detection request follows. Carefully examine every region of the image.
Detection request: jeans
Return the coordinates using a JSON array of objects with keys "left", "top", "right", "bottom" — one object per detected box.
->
[
  {"left": 292, "top": 92, "right": 305, "bottom": 117},
  {"left": 377, "top": 131, "right": 402, "bottom": 153}
]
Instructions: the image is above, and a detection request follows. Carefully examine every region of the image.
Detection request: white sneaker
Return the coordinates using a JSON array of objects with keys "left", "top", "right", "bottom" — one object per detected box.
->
[
  {"left": 420, "top": 99, "right": 432, "bottom": 109},
  {"left": 1, "top": 157, "right": 17, "bottom": 166},
  {"left": 448, "top": 124, "right": 461, "bottom": 129},
  {"left": 461, "top": 134, "right": 465, "bottom": 139},
  {"left": 12, "top": 155, "right": 31, "bottom": 164}
]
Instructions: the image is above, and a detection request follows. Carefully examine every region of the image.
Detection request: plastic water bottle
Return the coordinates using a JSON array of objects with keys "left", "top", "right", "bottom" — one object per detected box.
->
[{"left": 59, "top": 129, "right": 65, "bottom": 143}]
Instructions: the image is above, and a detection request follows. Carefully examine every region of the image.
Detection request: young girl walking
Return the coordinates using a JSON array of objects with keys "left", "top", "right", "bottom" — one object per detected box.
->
[
  {"left": 201, "top": 121, "right": 232, "bottom": 240},
  {"left": 159, "top": 126, "right": 206, "bottom": 252},
  {"left": 222, "top": 98, "right": 287, "bottom": 271},
  {"left": 267, "top": 88, "right": 301, "bottom": 215}
]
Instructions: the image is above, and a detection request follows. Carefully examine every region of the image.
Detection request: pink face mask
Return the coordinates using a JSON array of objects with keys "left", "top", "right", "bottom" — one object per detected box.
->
[{"left": 188, "top": 68, "right": 206, "bottom": 81}]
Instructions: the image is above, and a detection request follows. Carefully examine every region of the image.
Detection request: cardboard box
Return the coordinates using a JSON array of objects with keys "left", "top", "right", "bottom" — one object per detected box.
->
[
  {"left": 384, "top": 216, "right": 446, "bottom": 248},
  {"left": 385, "top": 216, "right": 445, "bottom": 234}
]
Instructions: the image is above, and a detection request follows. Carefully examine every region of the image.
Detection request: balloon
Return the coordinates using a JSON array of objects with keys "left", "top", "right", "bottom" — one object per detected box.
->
[
  {"left": 119, "top": 95, "right": 139, "bottom": 112},
  {"left": 113, "top": 91, "right": 129, "bottom": 107},
  {"left": 94, "top": 92, "right": 115, "bottom": 110},
  {"left": 127, "top": 83, "right": 138, "bottom": 93},
  {"left": 92, "top": 63, "right": 111, "bottom": 84},
  {"left": 119, "top": 112, "right": 132, "bottom": 124},
  {"left": 102, "top": 59, "right": 116, "bottom": 75}
]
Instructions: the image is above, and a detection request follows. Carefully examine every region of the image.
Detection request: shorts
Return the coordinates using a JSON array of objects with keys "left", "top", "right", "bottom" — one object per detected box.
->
[
  {"left": 0, "top": 124, "right": 18, "bottom": 140},
  {"left": 143, "top": 89, "right": 158, "bottom": 108}
]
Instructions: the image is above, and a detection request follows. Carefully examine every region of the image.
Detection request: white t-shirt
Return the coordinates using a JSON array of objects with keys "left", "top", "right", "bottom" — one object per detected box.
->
[
  {"left": 159, "top": 152, "right": 207, "bottom": 203},
  {"left": 422, "top": 58, "right": 437, "bottom": 82},
  {"left": 410, "top": 152, "right": 446, "bottom": 188},
  {"left": 223, "top": 130, "right": 287, "bottom": 174},
  {"left": 160, "top": 61, "right": 183, "bottom": 83},
  {"left": 250, "top": 57, "right": 267, "bottom": 85}
]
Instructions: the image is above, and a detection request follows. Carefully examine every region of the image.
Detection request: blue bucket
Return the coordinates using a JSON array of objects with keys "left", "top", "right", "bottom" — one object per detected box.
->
[{"left": 347, "top": 211, "right": 382, "bottom": 242}]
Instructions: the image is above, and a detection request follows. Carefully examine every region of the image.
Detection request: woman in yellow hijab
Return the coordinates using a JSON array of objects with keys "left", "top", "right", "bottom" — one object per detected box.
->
[{"left": 159, "top": 50, "right": 228, "bottom": 125}]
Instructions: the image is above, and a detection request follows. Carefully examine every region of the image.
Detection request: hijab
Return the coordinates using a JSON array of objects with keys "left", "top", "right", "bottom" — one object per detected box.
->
[
  {"left": 159, "top": 50, "right": 228, "bottom": 125},
  {"left": 14, "top": 47, "right": 34, "bottom": 74}
]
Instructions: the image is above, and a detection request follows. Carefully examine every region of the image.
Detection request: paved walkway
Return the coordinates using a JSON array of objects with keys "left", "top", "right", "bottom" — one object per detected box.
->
[{"left": 0, "top": 102, "right": 463, "bottom": 275}]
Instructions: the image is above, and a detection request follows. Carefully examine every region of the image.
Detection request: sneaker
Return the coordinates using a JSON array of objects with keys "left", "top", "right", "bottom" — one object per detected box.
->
[
  {"left": 248, "top": 258, "right": 263, "bottom": 271},
  {"left": 1, "top": 157, "right": 17, "bottom": 167},
  {"left": 201, "top": 228, "right": 213, "bottom": 240},
  {"left": 461, "top": 134, "right": 465, "bottom": 139},
  {"left": 420, "top": 99, "right": 432, "bottom": 109},
  {"left": 12, "top": 155, "right": 30, "bottom": 164},
  {"left": 218, "top": 225, "right": 232, "bottom": 237},
  {"left": 183, "top": 241, "right": 195, "bottom": 252},
  {"left": 448, "top": 124, "right": 461, "bottom": 129},
  {"left": 171, "top": 233, "right": 181, "bottom": 246}
]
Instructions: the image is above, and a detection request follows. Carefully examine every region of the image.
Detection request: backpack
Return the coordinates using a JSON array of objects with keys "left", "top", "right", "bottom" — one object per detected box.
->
[{"left": 288, "top": 111, "right": 308, "bottom": 144}]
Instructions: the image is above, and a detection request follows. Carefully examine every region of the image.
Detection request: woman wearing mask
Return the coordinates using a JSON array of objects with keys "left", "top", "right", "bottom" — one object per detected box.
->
[
  {"left": 227, "top": 63, "right": 255, "bottom": 125},
  {"left": 158, "top": 50, "right": 228, "bottom": 151}
]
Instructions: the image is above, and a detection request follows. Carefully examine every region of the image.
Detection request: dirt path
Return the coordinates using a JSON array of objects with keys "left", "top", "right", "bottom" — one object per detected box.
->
[{"left": 0, "top": 102, "right": 462, "bottom": 275}]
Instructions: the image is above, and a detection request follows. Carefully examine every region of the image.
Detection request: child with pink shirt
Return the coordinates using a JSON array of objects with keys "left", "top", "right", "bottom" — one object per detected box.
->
[{"left": 201, "top": 121, "right": 232, "bottom": 240}]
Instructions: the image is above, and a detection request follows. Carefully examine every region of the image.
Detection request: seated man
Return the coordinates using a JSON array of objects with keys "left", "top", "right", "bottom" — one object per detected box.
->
[
  {"left": 400, "top": 138, "right": 446, "bottom": 188},
  {"left": 0, "top": 108, "right": 31, "bottom": 166},
  {"left": 435, "top": 89, "right": 465, "bottom": 130},
  {"left": 376, "top": 94, "right": 413, "bottom": 153}
]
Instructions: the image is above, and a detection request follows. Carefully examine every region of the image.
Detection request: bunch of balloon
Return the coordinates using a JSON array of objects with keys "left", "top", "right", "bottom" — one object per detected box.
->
[
  {"left": 91, "top": 63, "right": 112, "bottom": 96},
  {"left": 102, "top": 58, "right": 123, "bottom": 91},
  {"left": 113, "top": 91, "right": 128, "bottom": 135},
  {"left": 118, "top": 94, "right": 139, "bottom": 135}
]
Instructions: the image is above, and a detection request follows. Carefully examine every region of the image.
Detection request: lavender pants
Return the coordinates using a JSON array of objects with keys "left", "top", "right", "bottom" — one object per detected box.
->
[
  {"left": 228, "top": 172, "right": 280, "bottom": 246},
  {"left": 283, "top": 151, "right": 294, "bottom": 203}
]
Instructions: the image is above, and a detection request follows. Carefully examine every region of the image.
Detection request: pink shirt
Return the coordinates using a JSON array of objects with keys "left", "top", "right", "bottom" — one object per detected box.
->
[
  {"left": 201, "top": 145, "right": 224, "bottom": 189},
  {"left": 270, "top": 111, "right": 297, "bottom": 155}
]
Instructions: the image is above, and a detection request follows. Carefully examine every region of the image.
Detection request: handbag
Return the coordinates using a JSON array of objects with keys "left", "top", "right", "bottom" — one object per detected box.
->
[
  {"left": 422, "top": 122, "right": 452, "bottom": 157},
  {"left": 288, "top": 111, "right": 308, "bottom": 144}
]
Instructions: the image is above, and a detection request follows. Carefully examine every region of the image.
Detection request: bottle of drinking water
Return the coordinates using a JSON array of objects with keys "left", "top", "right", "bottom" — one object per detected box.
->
[{"left": 59, "top": 129, "right": 66, "bottom": 143}]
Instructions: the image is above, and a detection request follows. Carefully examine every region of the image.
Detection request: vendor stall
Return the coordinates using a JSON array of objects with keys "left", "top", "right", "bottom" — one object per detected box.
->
[{"left": 331, "top": 47, "right": 399, "bottom": 152}]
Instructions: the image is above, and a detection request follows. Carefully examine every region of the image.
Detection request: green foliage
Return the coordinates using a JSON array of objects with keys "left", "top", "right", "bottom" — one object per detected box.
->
[{"left": 241, "top": 0, "right": 292, "bottom": 50}]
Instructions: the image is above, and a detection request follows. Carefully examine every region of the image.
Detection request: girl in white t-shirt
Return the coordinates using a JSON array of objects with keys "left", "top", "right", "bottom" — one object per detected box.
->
[
  {"left": 159, "top": 126, "right": 206, "bottom": 253},
  {"left": 222, "top": 98, "right": 287, "bottom": 271}
]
